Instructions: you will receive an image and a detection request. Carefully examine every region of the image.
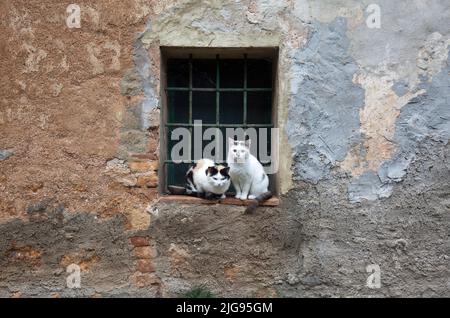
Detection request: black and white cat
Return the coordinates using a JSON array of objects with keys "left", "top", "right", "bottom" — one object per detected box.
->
[
  {"left": 227, "top": 138, "right": 272, "bottom": 213},
  {"left": 186, "top": 159, "right": 231, "bottom": 199}
]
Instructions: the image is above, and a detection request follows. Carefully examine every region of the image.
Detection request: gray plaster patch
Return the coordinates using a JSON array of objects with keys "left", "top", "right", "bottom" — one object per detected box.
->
[
  {"left": 348, "top": 54, "right": 450, "bottom": 203},
  {"left": 348, "top": 171, "right": 393, "bottom": 203},
  {"left": 392, "top": 81, "right": 409, "bottom": 97},
  {"left": 133, "top": 20, "right": 159, "bottom": 131},
  {"left": 381, "top": 53, "right": 450, "bottom": 186},
  {"left": 395, "top": 54, "right": 450, "bottom": 146},
  {"left": 0, "top": 149, "right": 13, "bottom": 161},
  {"left": 120, "top": 69, "right": 143, "bottom": 96},
  {"left": 348, "top": 0, "right": 450, "bottom": 81},
  {"left": 286, "top": 17, "right": 365, "bottom": 183},
  {"left": 122, "top": 101, "right": 143, "bottom": 131},
  {"left": 120, "top": 129, "right": 149, "bottom": 153},
  {"left": 378, "top": 154, "right": 414, "bottom": 183}
]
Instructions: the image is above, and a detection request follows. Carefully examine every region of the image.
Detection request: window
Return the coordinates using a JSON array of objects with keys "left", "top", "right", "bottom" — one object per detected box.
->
[{"left": 160, "top": 48, "right": 277, "bottom": 197}]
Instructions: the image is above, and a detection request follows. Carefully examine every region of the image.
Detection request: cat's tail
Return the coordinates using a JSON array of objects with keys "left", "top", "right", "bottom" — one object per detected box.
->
[{"left": 245, "top": 191, "right": 272, "bottom": 214}]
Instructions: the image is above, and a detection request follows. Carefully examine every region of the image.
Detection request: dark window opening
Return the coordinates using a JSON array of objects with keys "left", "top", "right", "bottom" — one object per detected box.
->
[{"left": 162, "top": 51, "right": 276, "bottom": 196}]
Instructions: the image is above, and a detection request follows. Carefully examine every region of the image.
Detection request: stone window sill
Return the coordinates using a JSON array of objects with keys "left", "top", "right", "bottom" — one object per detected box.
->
[{"left": 158, "top": 195, "right": 279, "bottom": 207}]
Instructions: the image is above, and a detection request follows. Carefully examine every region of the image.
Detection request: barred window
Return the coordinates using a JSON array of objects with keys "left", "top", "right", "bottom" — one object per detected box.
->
[{"left": 161, "top": 48, "right": 277, "bottom": 195}]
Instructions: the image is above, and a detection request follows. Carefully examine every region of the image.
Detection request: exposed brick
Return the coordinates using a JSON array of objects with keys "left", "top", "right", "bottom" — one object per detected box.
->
[
  {"left": 147, "top": 138, "right": 159, "bottom": 154},
  {"left": 134, "top": 246, "right": 157, "bottom": 259},
  {"left": 147, "top": 188, "right": 159, "bottom": 197},
  {"left": 137, "top": 259, "right": 156, "bottom": 273},
  {"left": 8, "top": 246, "right": 42, "bottom": 267},
  {"left": 131, "top": 153, "right": 157, "bottom": 160},
  {"left": 132, "top": 272, "right": 160, "bottom": 288},
  {"left": 126, "top": 207, "right": 150, "bottom": 230},
  {"left": 130, "top": 236, "right": 149, "bottom": 247},
  {"left": 11, "top": 291, "right": 22, "bottom": 298},
  {"left": 129, "top": 160, "right": 158, "bottom": 172},
  {"left": 224, "top": 265, "right": 240, "bottom": 283},
  {"left": 118, "top": 175, "right": 137, "bottom": 187},
  {"left": 60, "top": 253, "right": 100, "bottom": 271},
  {"left": 136, "top": 174, "right": 158, "bottom": 188},
  {"left": 133, "top": 187, "right": 159, "bottom": 200}
]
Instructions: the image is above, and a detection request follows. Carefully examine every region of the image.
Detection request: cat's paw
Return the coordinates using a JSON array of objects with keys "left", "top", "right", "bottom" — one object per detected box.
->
[
  {"left": 235, "top": 194, "right": 241, "bottom": 199},
  {"left": 248, "top": 195, "right": 256, "bottom": 200},
  {"left": 239, "top": 194, "right": 248, "bottom": 200},
  {"left": 220, "top": 194, "right": 226, "bottom": 199}
]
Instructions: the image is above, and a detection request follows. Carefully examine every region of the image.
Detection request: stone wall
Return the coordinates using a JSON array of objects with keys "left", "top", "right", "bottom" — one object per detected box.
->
[{"left": 0, "top": 0, "right": 449, "bottom": 297}]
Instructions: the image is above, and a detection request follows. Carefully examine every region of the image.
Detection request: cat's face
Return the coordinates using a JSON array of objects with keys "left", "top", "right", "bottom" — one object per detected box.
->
[
  {"left": 228, "top": 138, "right": 250, "bottom": 163},
  {"left": 206, "top": 166, "right": 230, "bottom": 187}
]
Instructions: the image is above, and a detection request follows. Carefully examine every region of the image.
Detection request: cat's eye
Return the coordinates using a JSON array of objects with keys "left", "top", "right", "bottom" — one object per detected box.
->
[{"left": 233, "top": 149, "right": 237, "bottom": 152}]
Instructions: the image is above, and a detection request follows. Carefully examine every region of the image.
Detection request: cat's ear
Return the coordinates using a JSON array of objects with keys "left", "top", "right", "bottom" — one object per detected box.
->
[
  {"left": 207, "top": 166, "right": 218, "bottom": 176},
  {"left": 245, "top": 139, "right": 251, "bottom": 149},
  {"left": 220, "top": 166, "right": 230, "bottom": 176},
  {"left": 228, "top": 137, "right": 235, "bottom": 146}
]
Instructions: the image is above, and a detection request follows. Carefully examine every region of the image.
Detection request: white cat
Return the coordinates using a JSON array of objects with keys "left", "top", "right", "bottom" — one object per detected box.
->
[
  {"left": 227, "top": 138, "right": 271, "bottom": 206},
  {"left": 186, "top": 158, "right": 231, "bottom": 199}
]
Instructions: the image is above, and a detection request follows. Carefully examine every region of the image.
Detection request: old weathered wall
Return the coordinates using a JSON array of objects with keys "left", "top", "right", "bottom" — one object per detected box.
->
[{"left": 1, "top": 0, "right": 449, "bottom": 297}]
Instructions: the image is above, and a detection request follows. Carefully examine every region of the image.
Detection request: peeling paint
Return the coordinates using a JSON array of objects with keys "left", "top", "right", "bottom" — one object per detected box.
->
[
  {"left": 341, "top": 70, "right": 425, "bottom": 177},
  {"left": 286, "top": 17, "right": 364, "bottom": 184},
  {"left": 345, "top": 35, "right": 449, "bottom": 202}
]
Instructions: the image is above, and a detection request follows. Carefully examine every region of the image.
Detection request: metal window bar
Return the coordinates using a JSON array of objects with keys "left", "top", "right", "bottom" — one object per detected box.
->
[
  {"left": 165, "top": 123, "right": 273, "bottom": 128},
  {"left": 165, "top": 88, "right": 272, "bottom": 92},
  {"left": 243, "top": 54, "right": 247, "bottom": 125},
  {"left": 188, "top": 54, "right": 193, "bottom": 163},
  {"left": 164, "top": 55, "right": 273, "bottom": 165},
  {"left": 216, "top": 54, "right": 220, "bottom": 125}
]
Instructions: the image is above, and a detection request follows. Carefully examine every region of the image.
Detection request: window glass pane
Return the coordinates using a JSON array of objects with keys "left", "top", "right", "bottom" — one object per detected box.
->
[
  {"left": 256, "top": 126, "right": 272, "bottom": 163},
  {"left": 166, "top": 162, "right": 190, "bottom": 188},
  {"left": 168, "top": 91, "right": 189, "bottom": 123},
  {"left": 219, "top": 128, "right": 235, "bottom": 194},
  {"left": 220, "top": 92, "right": 244, "bottom": 124},
  {"left": 247, "top": 91, "right": 272, "bottom": 124},
  {"left": 192, "top": 59, "right": 216, "bottom": 88},
  {"left": 167, "top": 126, "right": 191, "bottom": 162},
  {"left": 167, "top": 59, "right": 189, "bottom": 87},
  {"left": 193, "top": 127, "right": 222, "bottom": 162},
  {"left": 220, "top": 59, "right": 244, "bottom": 88},
  {"left": 219, "top": 127, "right": 229, "bottom": 165},
  {"left": 247, "top": 59, "right": 272, "bottom": 88},
  {"left": 192, "top": 91, "right": 216, "bottom": 124}
]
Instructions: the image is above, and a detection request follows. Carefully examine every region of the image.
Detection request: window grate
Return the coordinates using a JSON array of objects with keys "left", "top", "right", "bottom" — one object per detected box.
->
[{"left": 164, "top": 53, "right": 273, "bottom": 188}]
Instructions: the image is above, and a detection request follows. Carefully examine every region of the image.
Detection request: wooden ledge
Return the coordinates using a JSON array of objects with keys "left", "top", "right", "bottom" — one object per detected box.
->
[{"left": 158, "top": 195, "right": 279, "bottom": 207}]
